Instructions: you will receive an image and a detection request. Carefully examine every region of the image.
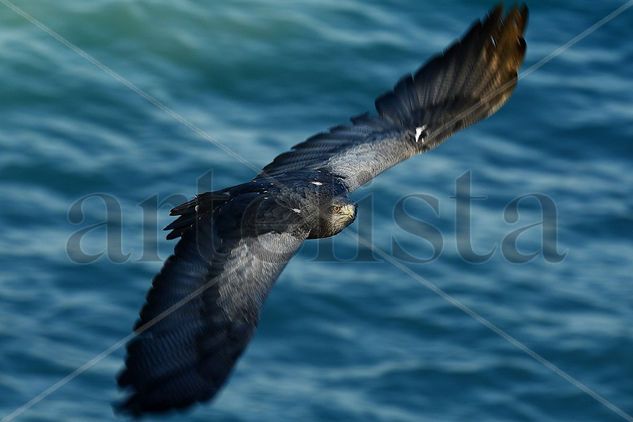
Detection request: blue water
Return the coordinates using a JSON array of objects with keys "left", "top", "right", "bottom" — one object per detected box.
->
[{"left": 1, "top": 1, "right": 632, "bottom": 421}]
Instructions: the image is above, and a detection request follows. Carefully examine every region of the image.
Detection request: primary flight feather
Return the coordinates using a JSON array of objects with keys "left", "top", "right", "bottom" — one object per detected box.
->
[{"left": 117, "top": 4, "right": 528, "bottom": 416}]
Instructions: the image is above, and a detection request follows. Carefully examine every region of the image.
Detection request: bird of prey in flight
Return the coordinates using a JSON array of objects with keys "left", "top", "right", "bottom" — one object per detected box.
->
[{"left": 117, "top": 4, "right": 528, "bottom": 416}]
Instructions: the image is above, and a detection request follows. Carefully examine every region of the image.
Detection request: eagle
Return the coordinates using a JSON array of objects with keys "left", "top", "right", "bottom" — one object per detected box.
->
[{"left": 117, "top": 4, "right": 528, "bottom": 416}]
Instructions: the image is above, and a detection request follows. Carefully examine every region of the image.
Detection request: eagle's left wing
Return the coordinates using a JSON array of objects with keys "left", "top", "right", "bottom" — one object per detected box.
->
[{"left": 258, "top": 4, "right": 528, "bottom": 192}]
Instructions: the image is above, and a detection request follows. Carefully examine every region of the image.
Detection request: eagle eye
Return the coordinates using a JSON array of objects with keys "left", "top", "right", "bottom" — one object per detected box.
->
[{"left": 331, "top": 205, "right": 342, "bottom": 213}]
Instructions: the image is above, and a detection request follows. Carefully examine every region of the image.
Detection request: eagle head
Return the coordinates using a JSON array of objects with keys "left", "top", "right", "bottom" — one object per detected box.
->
[{"left": 307, "top": 196, "right": 357, "bottom": 239}]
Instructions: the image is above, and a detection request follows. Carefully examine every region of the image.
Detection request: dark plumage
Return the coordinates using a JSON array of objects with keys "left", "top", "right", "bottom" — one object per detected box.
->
[{"left": 117, "top": 4, "right": 528, "bottom": 416}]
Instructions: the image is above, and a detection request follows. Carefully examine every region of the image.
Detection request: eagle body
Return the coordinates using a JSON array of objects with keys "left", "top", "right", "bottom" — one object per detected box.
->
[
  {"left": 117, "top": 4, "right": 529, "bottom": 416},
  {"left": 166, "top": 170, "right": 354, "bottom": 240}
]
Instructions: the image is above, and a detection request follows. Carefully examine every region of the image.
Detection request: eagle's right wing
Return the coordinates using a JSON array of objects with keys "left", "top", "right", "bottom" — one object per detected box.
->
[
  {"left": 117, "top": 194, "right": 306, "bottom": 416},
  {"left": 258, "top": 4, "right": 528, "bottom": 192}
]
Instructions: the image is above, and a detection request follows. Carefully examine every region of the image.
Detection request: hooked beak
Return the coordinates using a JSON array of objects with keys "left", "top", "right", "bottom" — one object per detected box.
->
[{"left": 341, "top": 203, "right": 357, "bottom": 219}]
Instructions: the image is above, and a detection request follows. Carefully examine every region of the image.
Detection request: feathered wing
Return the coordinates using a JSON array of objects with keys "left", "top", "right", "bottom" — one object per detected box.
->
[
  {"left": 259, "top": 4, "right": 528, "bottom": 191},
  {"left": 117, "top": 195, "right": 306, "bottom": 416}
]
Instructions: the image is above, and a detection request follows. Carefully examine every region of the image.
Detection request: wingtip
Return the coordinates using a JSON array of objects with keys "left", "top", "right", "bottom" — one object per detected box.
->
[
  {"left": 487, "top": 2, "right": 529, "bottom": 30},
  {"left": 520, "top": 4, "right": 529, "bottom": 32},
  {"left": 487, "top": 3, "right": 504, "bottom": 23}
]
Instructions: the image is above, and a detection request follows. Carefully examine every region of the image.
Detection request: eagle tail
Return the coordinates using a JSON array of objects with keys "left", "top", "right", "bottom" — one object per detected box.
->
[{"left": 164, "top": 191, "right": 231, "bottom": 240}]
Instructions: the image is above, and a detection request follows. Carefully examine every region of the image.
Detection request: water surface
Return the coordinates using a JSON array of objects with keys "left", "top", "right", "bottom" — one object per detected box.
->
[{"left": 1, "top": 1, "right": 632, "bottom": 421}]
